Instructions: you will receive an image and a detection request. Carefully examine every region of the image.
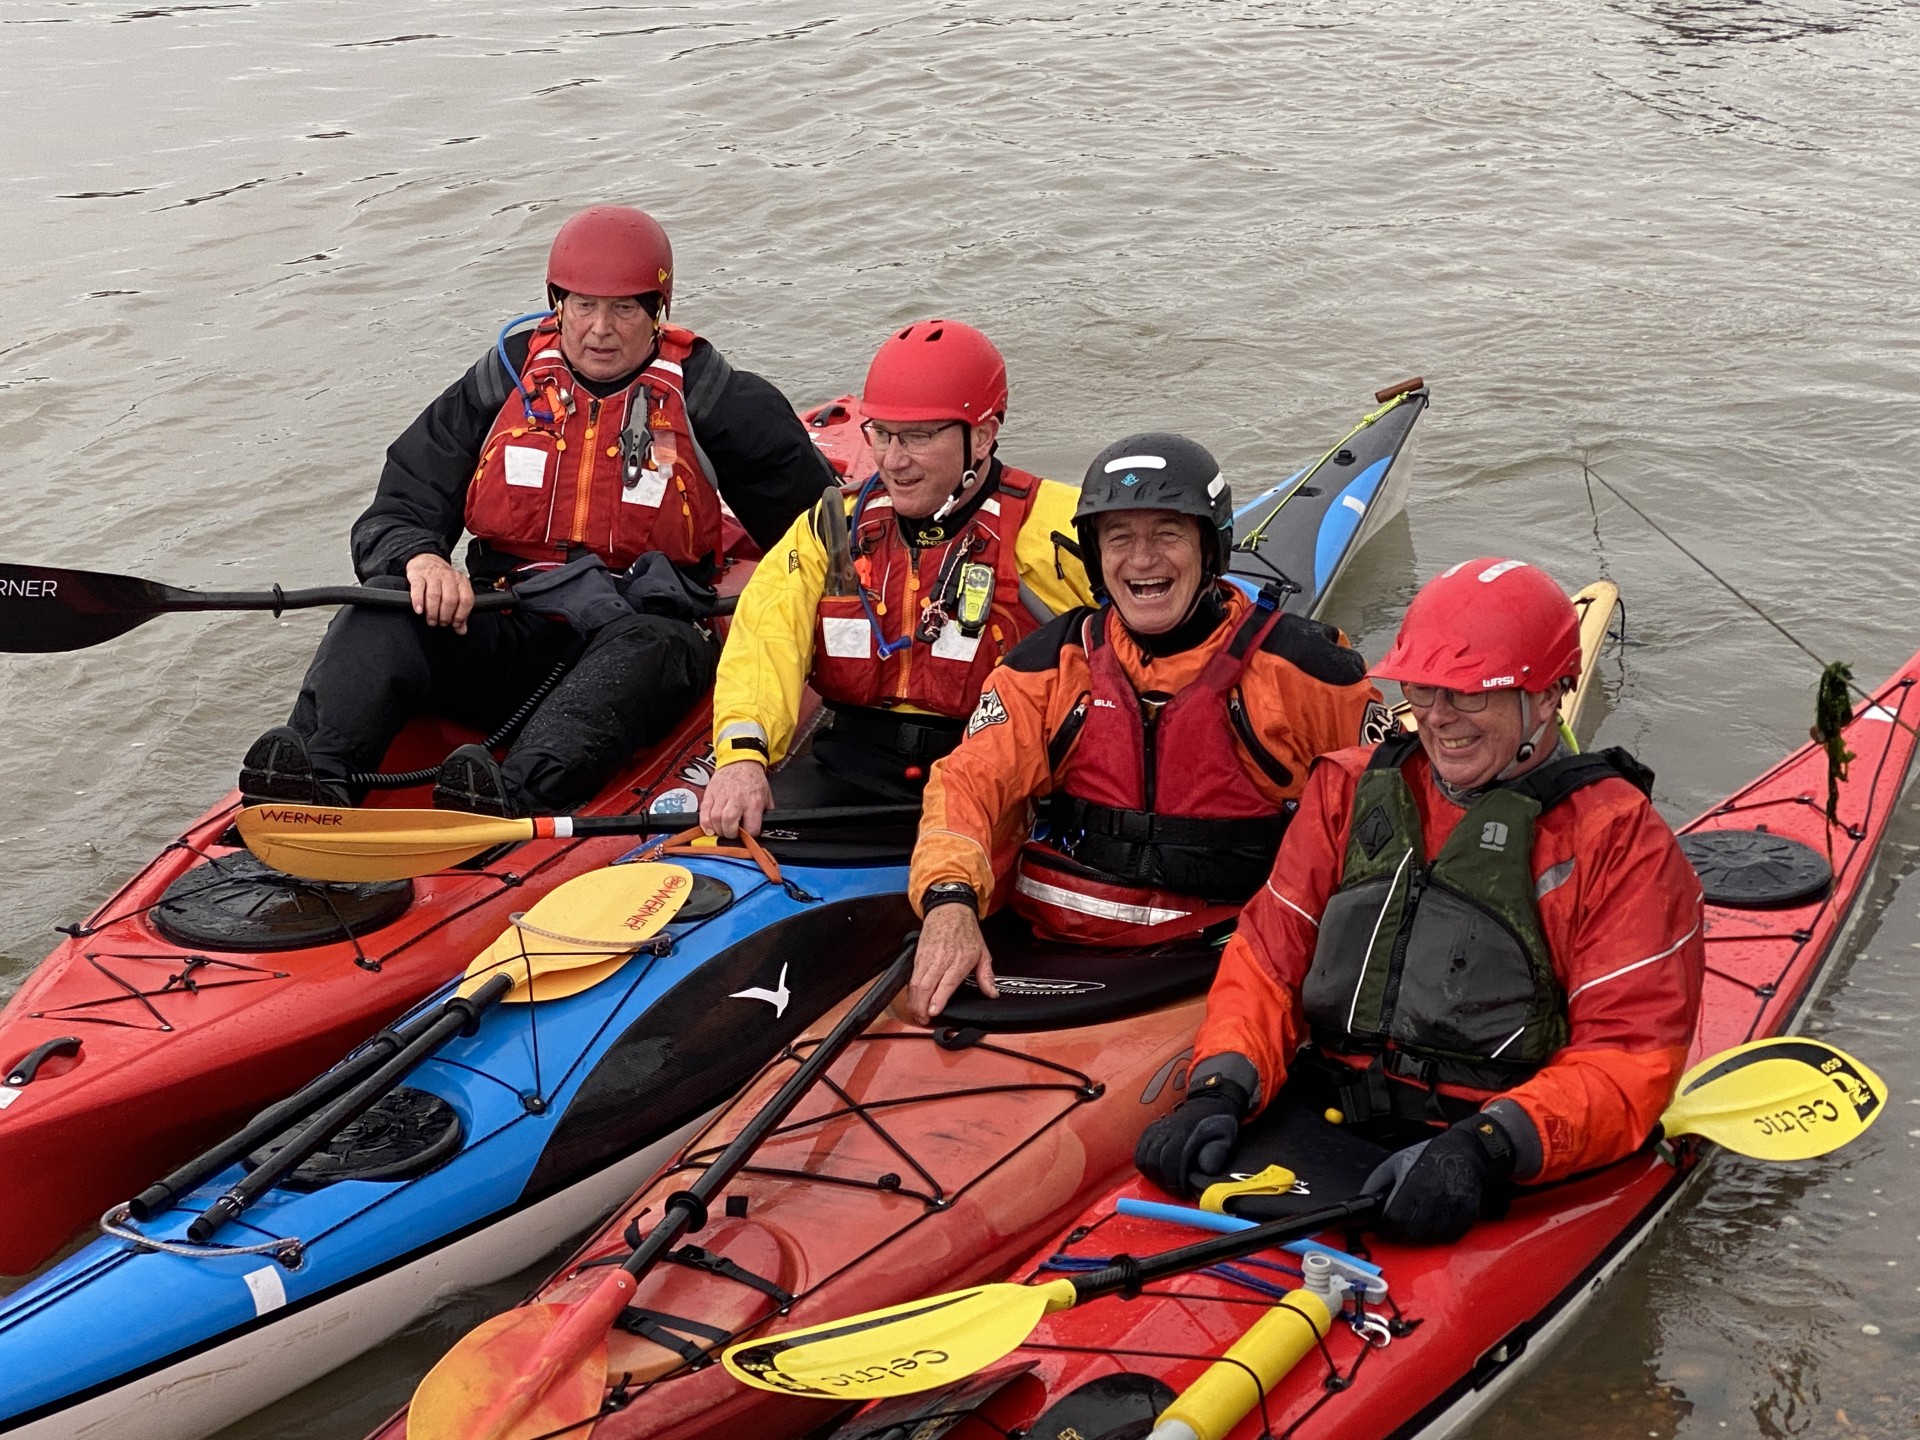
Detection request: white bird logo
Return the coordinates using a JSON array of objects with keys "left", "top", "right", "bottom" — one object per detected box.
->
[{"left": 729, "top": 963, "right": 791, "bottom": 1018}]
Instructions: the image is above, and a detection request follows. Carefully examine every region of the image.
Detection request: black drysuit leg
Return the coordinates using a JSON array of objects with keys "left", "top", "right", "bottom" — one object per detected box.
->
[{"left": 499, "top": 612, "right": 719, "bottom": 813}]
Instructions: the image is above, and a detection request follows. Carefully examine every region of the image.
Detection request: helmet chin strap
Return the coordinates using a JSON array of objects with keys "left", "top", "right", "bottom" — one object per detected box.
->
[
  {"left": 930, "top": 425, "right": 982, "bottom": 523},
  {"left": 1495, "top": 690, "right": 1559, "bottom": 783}
]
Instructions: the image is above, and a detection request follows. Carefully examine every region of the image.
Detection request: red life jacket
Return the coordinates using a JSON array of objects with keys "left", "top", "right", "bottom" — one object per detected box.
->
[
  {"left": 463, "top": 320, "right": 725, "bottom": 574},
  {"left": 811, "top": 468, "right": 1045, "bottom": 720},
  {"left": 1013, "top": 597, "right": 1295, "bottom": 943}
]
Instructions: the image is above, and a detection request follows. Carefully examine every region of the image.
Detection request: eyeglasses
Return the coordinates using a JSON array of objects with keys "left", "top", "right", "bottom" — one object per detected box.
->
[
  {"left": 1398, "top": 682, "right": 1493, "bottom": 713},
  {"left": 861, "top": 420, "right": 960, "bottom": 455}
]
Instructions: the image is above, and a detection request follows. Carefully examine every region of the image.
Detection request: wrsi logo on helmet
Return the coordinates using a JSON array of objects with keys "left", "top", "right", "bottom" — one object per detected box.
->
[
  {"left": 1071, "top": 433, "right": 1234, "bottom": 599},
  {"left": 1372, "top": 555, "right": 1582, "bottom": 696},
  {"left": 861, "top": 319, "right": 1008, "bottom": 424},
  {"left": 546, "top": 205, "right": 674, "bottom": 311}
]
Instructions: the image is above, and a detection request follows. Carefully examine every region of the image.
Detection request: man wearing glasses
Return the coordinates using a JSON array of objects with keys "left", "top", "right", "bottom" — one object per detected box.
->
[
  {"left": 699, "top": 319, "right": 1093, "bottom": 839},
  {"left": 238, "top": 205, "right": 832, "bottom": 816},
  {"left": 1136, "top": 558, "right": 1704, "bottom": 1247}
]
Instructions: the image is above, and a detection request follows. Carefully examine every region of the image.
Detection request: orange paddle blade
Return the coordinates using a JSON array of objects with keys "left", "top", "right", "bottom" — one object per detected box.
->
[{"left": 409, "top": 1269, "right": 637, "bottom": 1440}]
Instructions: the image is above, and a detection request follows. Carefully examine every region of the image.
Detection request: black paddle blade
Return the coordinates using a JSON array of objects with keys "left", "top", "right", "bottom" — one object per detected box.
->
[{"left": 0, "top": 564, "right": 187, "bottom": 652}]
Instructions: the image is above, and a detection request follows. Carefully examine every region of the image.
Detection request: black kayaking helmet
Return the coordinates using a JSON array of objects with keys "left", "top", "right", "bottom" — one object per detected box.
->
[{"left": 1072, "top": 432, "right": 1235, "bottom": 600}]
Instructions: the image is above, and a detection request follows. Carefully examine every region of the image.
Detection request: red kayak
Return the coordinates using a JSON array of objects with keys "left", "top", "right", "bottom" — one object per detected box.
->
[
  {"left": 819, "top": 647, "right": 1920, "bottom": 1440},
  {"left": 0, "top": 611, "right": 743, "bottom": 1278}
]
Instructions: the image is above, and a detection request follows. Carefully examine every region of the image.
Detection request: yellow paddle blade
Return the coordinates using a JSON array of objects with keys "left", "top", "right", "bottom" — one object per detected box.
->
[
  {"left": 237, "top": 805, "right": 536, "bottom": 882},
  {"left": 1662, "top": 1036, "right": 1886, "bottom": 1161},
  {"left": 723, "top": 1277, "right": 1079, "bottom": 1401},
  {"left": 408, "top": 1300, "right": 610, "bottom": 1440},
  {"left": 458, "top": 863, "right": 694, "bottom": 1003}
]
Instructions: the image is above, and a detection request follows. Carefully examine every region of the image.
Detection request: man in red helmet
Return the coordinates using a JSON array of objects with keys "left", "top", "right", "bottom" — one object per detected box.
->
[
  {"left": 238, "top": 205, "right": 834, "bottom": 815},
  {"left": 1136, "top": 558, "right": 1705, "bottom": 1245},
  {"left": 698, "top": 319, "right": 1094, "bottom": 838}
]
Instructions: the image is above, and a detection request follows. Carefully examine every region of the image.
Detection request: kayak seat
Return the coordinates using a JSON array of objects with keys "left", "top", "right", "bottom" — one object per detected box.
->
[{"left": 934, "top": 918, "right": 1223, "bottom": 1033}]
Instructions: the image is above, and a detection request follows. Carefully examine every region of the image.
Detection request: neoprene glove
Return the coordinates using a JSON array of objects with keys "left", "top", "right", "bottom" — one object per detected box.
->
[
  {"left": 1362, "top": 1112, "right": 1517, "bottom": 1245},
  {"left": 1134, "top": 1076, "right": 1251, "bottom": 1198}
]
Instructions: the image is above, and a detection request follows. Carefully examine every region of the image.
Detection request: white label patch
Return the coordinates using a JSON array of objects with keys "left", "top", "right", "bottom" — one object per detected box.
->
[
  {"left": 648, "top": 786, "right": 699, "bottom": 816},
  {"left": 0, "top": 1086, "right": 19, "bottom": 1111},
  {"left": 622, "top": 466, "right": 670, "bottom": 507},
  {"left": 821, "top": 616, "right": 871, "bottom": 660},
  {"left": 243, "top": 1266, "right": 288, "bottom": 1316},
  {"left": 931, "top": 624, "right": 984, "bottom": 663},
  {"left": 504, "top": 445, "right": 548, "bottom": 489},
  {"left": 967, "top": 687, "right": 1009, "bottom": 737}
]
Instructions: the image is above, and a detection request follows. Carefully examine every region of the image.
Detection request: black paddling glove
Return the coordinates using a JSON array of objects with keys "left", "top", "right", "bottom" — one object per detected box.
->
[
  {"left": 1134, "top": 1076, "right": 1251, "bottom": 1198},
  {"left": 1365, "top": 1112, "right": 1518, "bottom": 1245}
]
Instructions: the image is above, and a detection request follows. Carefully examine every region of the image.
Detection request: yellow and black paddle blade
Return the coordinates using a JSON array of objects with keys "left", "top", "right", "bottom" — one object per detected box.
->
[
  {"left": 238, "top": 805, "right": 538, "bottom": 882},
  {"left": 1661, "top": 1035, "right": 1885, "bottom": 1161},
  {"left": 721, "top": 1033, "right": 1888, "bottom": 1402},
  {"left": 455, "top": 863, "right": 694, "bottom": 1004},
  {"left": 725, "top": 1278, "right": 1079, "bottom": 1400}
]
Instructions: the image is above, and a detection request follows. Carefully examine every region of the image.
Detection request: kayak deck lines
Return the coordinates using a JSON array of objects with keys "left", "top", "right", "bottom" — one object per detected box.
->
[
  {"left": 547, "top": 1027, "right": 1112, "bottom": 1398},
  {"left": 27, "top": 950, "right": 290, "bottom": 1032},
  {"left": 676, "top": 1029, "right": 1102, "bottom": 1211},
  {"left": 90, "top": 869, "right": 778, "bottom": 1260},
  {"left": 1696, "top": 669, "right": 1916, "bottom": 1045}
]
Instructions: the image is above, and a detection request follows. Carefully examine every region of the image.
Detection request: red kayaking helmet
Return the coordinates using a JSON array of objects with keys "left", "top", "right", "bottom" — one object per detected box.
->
[
  {"left": 1374, "top": 558, "right": 1581, "bottom": 694},
  {"left": 861, "top": 319, "right": 1008, "bottom": 424},
  {"left": 546, "top": 206, "right": 674, "bottom": 312}
]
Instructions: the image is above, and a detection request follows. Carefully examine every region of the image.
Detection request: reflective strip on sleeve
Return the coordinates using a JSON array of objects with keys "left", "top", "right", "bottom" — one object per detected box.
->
[{"left": 1013, "top": 874, "right": 1192, "bottom": 928}]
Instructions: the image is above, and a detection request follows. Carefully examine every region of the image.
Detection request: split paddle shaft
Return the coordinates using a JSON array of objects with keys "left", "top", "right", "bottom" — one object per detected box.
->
[
  {"left": 239, "top": 802, "right": 925, "bottom": 883},
  {"left": 409, "top": 942, "right": 918, "bottom": 1440},
  {"left": 186, "top": 973, "right": 514, "bottom": 1242},
  {"left": 0, "top": 563, "right": 519, "bottom": 654},
  {"left": 129, "top": 1001, "right": 454, "bottom": 1221}
]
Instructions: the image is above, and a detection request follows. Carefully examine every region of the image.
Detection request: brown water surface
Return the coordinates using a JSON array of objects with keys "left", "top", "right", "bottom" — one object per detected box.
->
[{"left": 1, "top": 1, "right": 1916, "bottom": 1435}]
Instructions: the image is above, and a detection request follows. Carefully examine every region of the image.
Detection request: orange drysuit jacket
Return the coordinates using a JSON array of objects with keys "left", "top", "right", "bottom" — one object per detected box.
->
[
  {"left": 911, "top": 588, "right": 1387, "bottom": 908},
  {"left": 1194, "top": 742, "right": 1706, "bottom": 1183}
]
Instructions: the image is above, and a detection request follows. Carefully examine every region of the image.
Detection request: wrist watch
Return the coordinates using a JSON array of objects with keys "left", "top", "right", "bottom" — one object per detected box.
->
[{"left": 920, "top": 881, "right": 979, "bottom": 915}]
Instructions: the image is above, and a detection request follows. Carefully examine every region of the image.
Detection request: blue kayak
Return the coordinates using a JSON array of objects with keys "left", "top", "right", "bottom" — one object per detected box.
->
[{"left": 0, "top": 850, "right": 912, "bottom": 1440}]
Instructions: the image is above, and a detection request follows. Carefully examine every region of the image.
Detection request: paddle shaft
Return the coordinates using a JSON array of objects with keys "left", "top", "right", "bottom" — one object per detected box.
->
[
  {"left": 186, "top": 972, "right": 513, "bottom": 1242},
  {"left": 622, "top": 944, "right": 917, "bottom": 1281},
  {"left": 0, "top": 562, "right": 738, "bottom": 654},
  {"left": 447, "top": 946, "right": 919, "bottom": 1440},
  {"left": 1065, "top": 1196, "right": 1382, "bottom": 1306},
  {"left": 130, "top": 1000, "right": 453, "bottom": 1220},
  {"left": 546, "top": 804, "right": 923, "bottom": 840}
]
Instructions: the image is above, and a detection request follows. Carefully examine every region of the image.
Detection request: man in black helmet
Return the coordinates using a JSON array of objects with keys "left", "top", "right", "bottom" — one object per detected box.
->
[{"left": 901, "top": 433, "right": 1385, "bottom": 1024}]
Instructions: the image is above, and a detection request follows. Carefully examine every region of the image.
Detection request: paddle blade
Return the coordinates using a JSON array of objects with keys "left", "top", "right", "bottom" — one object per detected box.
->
[
  {"left": 1662, "top": 1036, "right": 1886, "bottom": 1160},
  {"left": 237, "top": 805, "right": 535, "bottom": 881},
  {"left": 409, "top": 1271, "right": 635, "bottom": 1440},
  {"left": 462, "top": 863, "right": 695, "bottom": 1002},
  {"left": 0, "top": 564, "right": 186, "bottom": 653},
  {"left": 723, "top": 1278, "right": 1078, "bottom": 1401}
]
